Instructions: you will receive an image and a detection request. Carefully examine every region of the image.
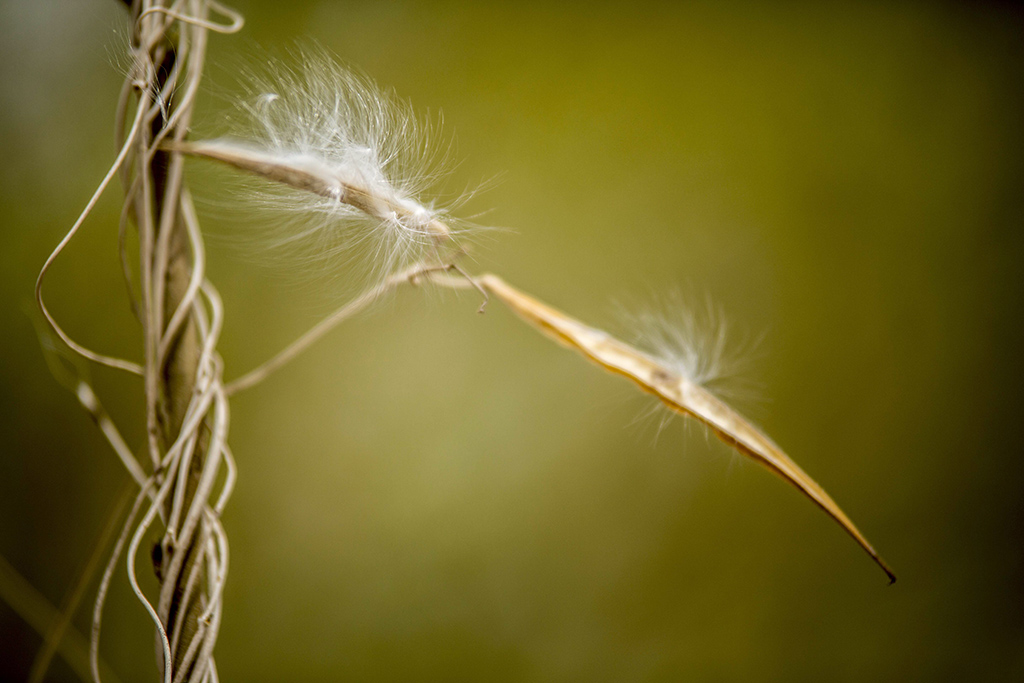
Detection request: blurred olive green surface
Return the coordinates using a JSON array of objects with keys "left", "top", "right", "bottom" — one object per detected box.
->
[{"left": 2, "top": 1, "right": 1022, "bottom": 681}]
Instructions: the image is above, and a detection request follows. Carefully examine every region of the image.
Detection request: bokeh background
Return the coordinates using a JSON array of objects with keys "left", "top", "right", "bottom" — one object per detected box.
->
[{"left": 2, "top": 1, "right": 1022, "bottom": 680}]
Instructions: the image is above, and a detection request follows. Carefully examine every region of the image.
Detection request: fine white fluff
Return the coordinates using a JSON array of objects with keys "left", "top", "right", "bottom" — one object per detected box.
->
[
  {"left": 621, "top": 292, "right": 760, "bottom": 399},
  {"left": 210, "top": 46, "right": 462, "bottom": 284}
]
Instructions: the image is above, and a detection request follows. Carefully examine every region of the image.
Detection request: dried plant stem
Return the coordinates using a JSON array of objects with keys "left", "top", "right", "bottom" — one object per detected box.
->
[
  {"left": 128, "top": 4, "right": 227, "bottom": 679},
  {"left": 225, "top": 265, "right": 419, "bottom": 395},
  {"left": 224, "top": 261, "right": 476, "bottom": 395},
  {"left": 35, "top": 2, "right": 241, "bottom": 681}
]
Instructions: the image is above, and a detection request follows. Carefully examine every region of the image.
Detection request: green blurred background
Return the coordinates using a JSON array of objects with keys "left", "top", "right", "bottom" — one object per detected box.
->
[{"left": 2, "top": 1, "right": 1022, "bottom": 680}]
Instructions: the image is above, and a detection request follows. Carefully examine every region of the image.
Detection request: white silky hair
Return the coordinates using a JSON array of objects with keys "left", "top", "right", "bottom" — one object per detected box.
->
[
  {"left": 620, "top": 290, "right": 762, "bottom": 401},
  {"left": 208, "top": 46, "right": 463, "bottom": 286}
]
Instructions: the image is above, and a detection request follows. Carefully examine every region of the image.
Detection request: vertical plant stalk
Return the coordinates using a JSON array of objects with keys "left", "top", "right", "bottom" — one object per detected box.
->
[
  {"left": 123, "top": 3, "right": 239, "bottom": 680},
  {"left": 30, "top": 1, "right": 241, "bottom": 681}
]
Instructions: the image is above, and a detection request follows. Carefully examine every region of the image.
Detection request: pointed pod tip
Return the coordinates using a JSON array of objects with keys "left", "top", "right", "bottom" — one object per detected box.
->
[{"left": 876, "top": 557, "right": 896, "bottom": 585}]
